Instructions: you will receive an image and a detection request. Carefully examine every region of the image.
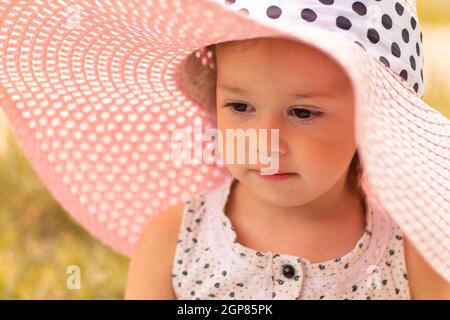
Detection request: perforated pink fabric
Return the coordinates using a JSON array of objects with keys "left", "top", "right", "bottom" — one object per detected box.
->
[{"left": 0, "top": 0, "right": 448, "bottom": 282}]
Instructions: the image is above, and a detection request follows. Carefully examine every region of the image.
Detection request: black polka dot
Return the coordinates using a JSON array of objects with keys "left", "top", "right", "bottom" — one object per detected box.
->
[
  {"left": 367, "top": 28, "right": 380, "bottom": 44},
  {"left": 411, "top": 17, "right": 417, "bottom": 30},
  {"left": 319, "top": 0, "right": 334, "bottom": 5},
  {"left": 420, "top": 69, "right": 424, "bottom": 81},
  {"left": 416, "top": 43, "right": 421, "bottom": 56},
  {"left": 379, "top": 56, "right": 390, "bottom": 67},
  {"left": 301, "top": 8, "right": 317, "bottom": 22},
  {"left": 400, "top": 70, "right": 408, "bottom": 81},
  {"left": 410, "top": 56, "right": 416, "bottom": 70},
  {"left": 420, "top": 31, "right": 423, "bottom": 43},
  {"left": 266, "top": 5, "right": 282, "bottom": 19},
  {"left": 413, "top": 83, "right": 419, "bottom": 93},
  {"left": 336, "top": 16, "right": 352, "bottom": 30},
  {"left": 352, "top": 285, "right": 358, "bottom": 292},
  {"left": 395, "top": 2, "right": 404, "bottom": 16},
  {"left": 402, "top": 28, "right": 409, "bottom": 43},
  {"left": 391, "top": 42, "right": 401, "bottom": 57},
  {"left": 382, "top": 14, "right": 393, "bottom": 29},
  {"left": 352, "top": 2, "right": 367, "bottom": 16},
  {"left": 225, "top": 0, "right": 236, "bottom": 5}
]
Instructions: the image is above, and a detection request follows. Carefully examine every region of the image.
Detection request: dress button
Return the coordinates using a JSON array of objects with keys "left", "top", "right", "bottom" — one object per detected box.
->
[{"left": 282, "top": 264, "right": 295, "bottom": 279}]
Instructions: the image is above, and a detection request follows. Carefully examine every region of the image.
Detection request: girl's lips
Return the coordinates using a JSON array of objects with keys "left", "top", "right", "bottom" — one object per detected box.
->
[{"left": 251, "top": 169, "right": 299, "bottom": 181}]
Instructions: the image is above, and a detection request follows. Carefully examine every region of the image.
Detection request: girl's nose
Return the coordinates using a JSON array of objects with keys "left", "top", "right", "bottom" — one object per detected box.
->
[
  {"left": 253, "top": 140, "right": 287, "bottom": 156},
  {"left": 253, "top": 114, "right": 288, "bottom": 156}
]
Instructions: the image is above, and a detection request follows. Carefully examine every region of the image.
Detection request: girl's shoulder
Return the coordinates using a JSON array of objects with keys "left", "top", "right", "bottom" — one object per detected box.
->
[
  {"left": 124, "top": 201, "right": 185, "bottom": 299},
  {"left": 403, "top": 233, "right": 450, "bottom": 299},
  {"left": 381, "top": 216, "right": 450, "bottom": 299}
]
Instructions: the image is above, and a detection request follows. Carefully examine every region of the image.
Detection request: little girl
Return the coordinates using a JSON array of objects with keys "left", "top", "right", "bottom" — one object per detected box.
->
[{"left": 125, "top": 37, "right": 449, "bottom": 300}]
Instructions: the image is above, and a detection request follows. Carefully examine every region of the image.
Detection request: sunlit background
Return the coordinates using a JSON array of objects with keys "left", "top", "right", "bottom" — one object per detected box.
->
[{"left": 0, "top": 0, "right": 449, "bottom": 299}]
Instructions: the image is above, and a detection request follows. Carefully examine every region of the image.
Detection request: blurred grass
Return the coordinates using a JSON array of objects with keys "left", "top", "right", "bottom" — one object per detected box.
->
[
  {"left": 0, "top": 0, "right": 448, "bottom": 300},
  {"left": 417, "top": 0, "right": 450, "bottom": 26},
  {"left": 423, "top": 72, "right": 450, "bottom": 118},
  {"left": 417, "top": 0, "right": 450, "bottom": 117},
  {"left": 0, "top": 116, "right": 129, "bottom": 299}
]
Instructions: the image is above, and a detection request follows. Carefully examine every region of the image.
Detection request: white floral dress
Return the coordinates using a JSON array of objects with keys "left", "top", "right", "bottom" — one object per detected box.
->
[{"left": 172, "top": 176, "right": 411, "bottom": 300}]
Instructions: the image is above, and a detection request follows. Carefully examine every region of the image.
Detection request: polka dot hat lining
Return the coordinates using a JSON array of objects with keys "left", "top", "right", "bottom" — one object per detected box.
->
[
  {"left": 219, "top": 0, "right": 424, "bottom": 94},
  {"left": 0, "top": 0, "right": 448, "bottom": 282}
]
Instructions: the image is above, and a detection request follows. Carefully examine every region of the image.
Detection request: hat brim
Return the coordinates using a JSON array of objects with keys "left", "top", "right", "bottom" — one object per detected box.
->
[{"left": 0, "top": 0, "right": 448, "bottom": 281}]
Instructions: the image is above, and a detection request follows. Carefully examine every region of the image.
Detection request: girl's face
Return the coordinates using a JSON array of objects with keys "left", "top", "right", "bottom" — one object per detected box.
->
[{"left": 215, "top": 37, "right": 357, "bottom": 207}]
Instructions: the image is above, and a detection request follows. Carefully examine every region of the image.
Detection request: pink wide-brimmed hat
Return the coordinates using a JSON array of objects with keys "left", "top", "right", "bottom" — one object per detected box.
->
[{"left": 0, "top": 0, "right": 448, "bottom": 281}]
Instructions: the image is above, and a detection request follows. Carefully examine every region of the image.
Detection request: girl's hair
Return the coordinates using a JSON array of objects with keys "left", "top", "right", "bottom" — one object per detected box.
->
[
  {"left": 179, "top": 42, "right": 365, "bottom": 198},
  {"left": 179, "top": 44, "right": 218, "bottom": 126},
  {"left": 347, "top": 150, "right": 365, "bottom": 198}
]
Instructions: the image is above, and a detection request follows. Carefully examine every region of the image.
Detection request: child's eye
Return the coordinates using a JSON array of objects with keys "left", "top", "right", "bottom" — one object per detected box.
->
[
  {"left": 223, "top": 103, "right": 322, "bottom": 121},
  {"left": 223, "top": 102, "right": 252, "bottom": 113},
  {"left": 289, "top": 107, "right": 322, "bottom": 120}
]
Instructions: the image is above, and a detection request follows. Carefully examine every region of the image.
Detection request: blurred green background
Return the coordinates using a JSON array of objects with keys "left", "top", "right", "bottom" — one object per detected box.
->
[{"left": 0, "top": 0, "right": 449, "bottom": 299}]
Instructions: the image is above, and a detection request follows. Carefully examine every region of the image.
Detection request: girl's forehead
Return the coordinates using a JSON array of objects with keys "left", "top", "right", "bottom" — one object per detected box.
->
[
  {"left": 217, "top": 37, "right": 322, "bottom": 57},
  {"left": 216, "top": 38, "right": 351, "bottom": 95},
  {"left": 216, "top": 37, "right": 345, "bottom": 75}
]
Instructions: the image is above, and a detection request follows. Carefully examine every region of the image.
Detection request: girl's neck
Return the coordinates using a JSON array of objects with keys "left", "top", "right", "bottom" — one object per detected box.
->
[
  {"left": 227, "top": 173, "right": 366, "bottom": 227},
  {"left": 224, "top": 174, "right": 367, "bottom": 261}
]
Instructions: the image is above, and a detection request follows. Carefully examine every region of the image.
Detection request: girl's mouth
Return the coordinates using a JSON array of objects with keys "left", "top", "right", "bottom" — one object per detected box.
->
[{"left": 251, "top": 169, "right": 299, "bottom": 181}]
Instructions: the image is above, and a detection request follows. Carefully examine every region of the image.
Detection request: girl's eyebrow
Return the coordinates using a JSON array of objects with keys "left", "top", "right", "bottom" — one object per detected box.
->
[
  {"left": 218, "top": 84, "right": 318, "bottom": 98},
  {"left": 217, "top": 84, "right": 246, "bottom": 94}
]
